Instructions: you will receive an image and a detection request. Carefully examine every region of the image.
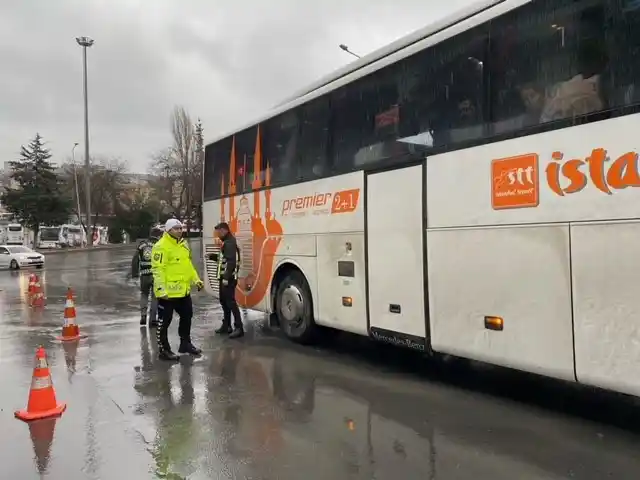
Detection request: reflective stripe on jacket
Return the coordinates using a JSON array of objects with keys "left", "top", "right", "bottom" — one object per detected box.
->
[
  {"left": 138, "top": 239, "right": 155, "bottom": 276},
  {"left": 151, "top": 233, "right": 202, "bottom": 298}
]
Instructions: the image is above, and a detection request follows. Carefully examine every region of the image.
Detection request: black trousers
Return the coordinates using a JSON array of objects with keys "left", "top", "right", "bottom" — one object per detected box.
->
[
  {"left": 219, "top": 279, "right": 243, "bottom": 329},
  {"left": 157, "top": 295, "right": 193, "bottom": 352}
]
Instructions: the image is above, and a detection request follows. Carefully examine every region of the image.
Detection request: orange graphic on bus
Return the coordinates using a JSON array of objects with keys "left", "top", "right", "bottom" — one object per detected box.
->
[
  {"left": 546, "top": 148, "right": 640, "bottom": 196},
  {"left": 217, "top": 127, "right": 362, "bottom": 307},
  {"left": 491, "top": 154, "right": 539, "bottom": 210},
  {"left": 218, "top": 126, "right": 283, "bottom": 309}
]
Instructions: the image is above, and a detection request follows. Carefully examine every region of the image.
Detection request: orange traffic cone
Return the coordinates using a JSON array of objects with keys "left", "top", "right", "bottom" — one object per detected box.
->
[
  {"left": 15, "top": 346, "right": 67, "bottom": 422},
  {"left": 56, "top": 288, "right": 84, "bottom": 341},
  {"left": 30, "top": 276, "right": 45, "bottom": 308}
]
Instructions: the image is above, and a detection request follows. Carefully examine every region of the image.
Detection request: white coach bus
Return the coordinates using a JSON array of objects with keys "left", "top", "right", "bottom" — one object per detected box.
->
[{"left": 203, "top": 0, "right": 640, "bottom": 397}]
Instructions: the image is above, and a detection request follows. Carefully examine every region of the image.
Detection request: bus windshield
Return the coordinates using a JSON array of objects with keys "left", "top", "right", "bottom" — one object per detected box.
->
[
  {"left": 40, "top": 228, "right": 60, "bottom": 240},
  {"left": 8, "top": 225, "right": 22, "bottom": 232}
]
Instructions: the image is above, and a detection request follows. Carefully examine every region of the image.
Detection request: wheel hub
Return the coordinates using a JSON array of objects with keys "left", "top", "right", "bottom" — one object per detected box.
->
[{"left": 280, "top": 285, "right": 304, "bottom": 323}]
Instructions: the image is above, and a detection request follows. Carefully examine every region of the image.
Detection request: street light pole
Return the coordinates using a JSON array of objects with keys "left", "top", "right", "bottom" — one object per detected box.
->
[
  {"left": 71, "top": 143, "right": 82, "bottom": 224},
  {"left": 339, "top": 44, "right": 361, "bottom": 58},
  {"left": 76, "top": 36, "right": 94, "bottom": 241}
]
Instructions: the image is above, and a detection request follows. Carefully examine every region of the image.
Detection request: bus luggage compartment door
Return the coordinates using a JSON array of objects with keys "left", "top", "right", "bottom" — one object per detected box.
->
[{"left": 365, "top": 164, "right": 427, "bottom": 351}]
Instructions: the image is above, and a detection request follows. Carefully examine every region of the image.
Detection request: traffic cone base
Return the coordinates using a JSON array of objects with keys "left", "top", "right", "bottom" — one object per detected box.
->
[
  {"left": 15, "top": 346, "right": 66, "bottom": 422},
  {"left": 15, "top": 403, "right": 66, "bottom": 422},
  {"left": 56, "top": 325, "right": 85, "bottom": 341}
]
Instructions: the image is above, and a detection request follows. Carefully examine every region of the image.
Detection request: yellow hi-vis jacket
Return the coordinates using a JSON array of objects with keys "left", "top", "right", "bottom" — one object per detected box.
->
[{"left": 151, "top": 233, "right": 202, "bottom": 298}]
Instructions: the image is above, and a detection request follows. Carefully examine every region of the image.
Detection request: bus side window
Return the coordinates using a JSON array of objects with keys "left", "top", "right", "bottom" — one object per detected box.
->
[
  {"left": 298, "top": 96, "right": 331, "bottom": 181},
  {"left": 609, "top": 1, "right": 640, "bottom": 108},
  {"left": 264, "top": 110, "right": 300, "bottom": 188},
  {"left": 203, "top": 137, "right": 232, "bottom": 201},
  {"left": 488, "top": 0, "right": 610, "bottom": 135},
  {"left": 399, "top": 22, "right": 488, "bottom": 150},
  {"left": 234, "top": 125, "right": 257, "bottom": 194}
]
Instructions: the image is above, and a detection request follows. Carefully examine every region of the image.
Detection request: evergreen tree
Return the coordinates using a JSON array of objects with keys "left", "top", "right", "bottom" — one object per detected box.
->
[{"left": 1, "top": 133, "right": 71, "bottom": 246}]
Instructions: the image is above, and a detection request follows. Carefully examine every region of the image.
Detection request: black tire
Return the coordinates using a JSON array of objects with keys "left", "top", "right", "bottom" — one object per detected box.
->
[
  {"left": 10, "top": 260, "right": 18, "bottom": 270},
  {"left": 275, "top": 270, "right": 317, "bottom": 344}
]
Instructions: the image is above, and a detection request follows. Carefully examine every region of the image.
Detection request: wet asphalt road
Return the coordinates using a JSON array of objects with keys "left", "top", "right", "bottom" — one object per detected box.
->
[{"left": 2, "top": 244, "right": 640, "bottom": 479}]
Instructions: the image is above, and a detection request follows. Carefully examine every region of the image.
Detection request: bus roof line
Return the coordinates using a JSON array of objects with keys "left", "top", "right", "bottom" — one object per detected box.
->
[{"left": 206, "top": 0, "right": 507, "bottom": 147}]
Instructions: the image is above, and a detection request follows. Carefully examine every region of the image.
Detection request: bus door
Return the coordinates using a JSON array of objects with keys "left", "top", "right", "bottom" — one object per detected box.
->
[{"left": 365, "top": 163, "right": 428, "bottom": 352}]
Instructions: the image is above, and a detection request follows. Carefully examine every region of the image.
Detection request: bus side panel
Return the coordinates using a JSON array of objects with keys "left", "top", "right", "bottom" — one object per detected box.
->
[
  {"left": 316, "top": 233, "right": 367, "bottom": 336},
  {"left": 427, "top": 225, "right": 575, "bottom": 381},
  {"left": 426, "top": 114, "right": 640, "bottom": 229},
  {"left": 571, "top": 221, "right": 640, "bottom": 397},
  {"left": 203, "top": 173, "right": 364, "bottom": 309}
]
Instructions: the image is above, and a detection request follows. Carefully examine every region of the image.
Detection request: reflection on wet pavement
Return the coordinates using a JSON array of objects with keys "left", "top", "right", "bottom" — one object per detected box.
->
[{"left": 1, "top": 244, "right": 640, "bottom": 479}]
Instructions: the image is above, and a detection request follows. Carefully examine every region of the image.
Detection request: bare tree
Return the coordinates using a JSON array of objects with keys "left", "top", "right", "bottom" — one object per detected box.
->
[
  {"left": 149, "top": 148, "right": 181, "bottom": 214},
  {"left": 171, "top": 106, "right": 195, "bottom": 234},
  {"left": 148, "top": 106, "right": 204, "bottom": 232}
]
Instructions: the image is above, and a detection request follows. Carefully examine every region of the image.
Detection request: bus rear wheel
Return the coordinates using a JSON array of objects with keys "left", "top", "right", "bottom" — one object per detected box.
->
[{"left": 275, "top": 270, "right": 317, "bottom": 344}]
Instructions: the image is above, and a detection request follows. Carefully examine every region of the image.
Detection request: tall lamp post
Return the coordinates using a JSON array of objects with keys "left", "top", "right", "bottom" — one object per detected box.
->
[
  {"left": 76, "top": 36, "right": 94, "bottom": 240},
  {"left": 71, "top": 143, "right": 82, "bottom": 224}
]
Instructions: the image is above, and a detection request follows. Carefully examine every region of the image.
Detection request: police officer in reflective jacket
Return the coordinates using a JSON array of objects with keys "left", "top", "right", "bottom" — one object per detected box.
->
[
  {"left": 131, "top": 225, "right": 163, "bottom": 327},
  {"left": 214, "top": 222, "right": 244, "bottom": 339},
  {"left": 152, "top": 218, "right": 204, "bottom": 361}
]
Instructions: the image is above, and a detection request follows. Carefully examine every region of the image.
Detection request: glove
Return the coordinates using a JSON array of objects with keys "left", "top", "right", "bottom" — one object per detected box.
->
[
  {"left": 222, "top": 279, "right": 229, "bottom": 287},
  {"left": 196, "top": 280, "right": 204, "bottom": 291}
]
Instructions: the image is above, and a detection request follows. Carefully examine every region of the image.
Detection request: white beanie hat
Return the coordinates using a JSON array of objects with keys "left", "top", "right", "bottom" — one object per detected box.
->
[{"left": 165, "top": 218, "right": 183, "bottom": 232}]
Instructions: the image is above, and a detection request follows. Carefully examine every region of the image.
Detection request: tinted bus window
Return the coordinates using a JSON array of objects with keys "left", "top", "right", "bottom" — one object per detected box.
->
[
  {"left": 203, "top": 136, "right": 233, "bottom": 201},
  {"left": 234, "top": 126, "right": 257, "bottom": 194},
  {"left": 400, "top": 23, "right": 488, "bottom": 150},
  {"left": 489, "top": 0, "right": 609, "bottom": 136},
  {"left": 264, "top": 110, "right": 300, "bottom": 187},
  {"left": 298, "top": 97, "right": 331, "bottom": 181}
]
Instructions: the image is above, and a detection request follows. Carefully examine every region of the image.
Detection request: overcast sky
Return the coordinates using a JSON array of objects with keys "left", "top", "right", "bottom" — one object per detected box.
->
[{"left": 0, "top": 0, "right": 475, "bottom": 173}]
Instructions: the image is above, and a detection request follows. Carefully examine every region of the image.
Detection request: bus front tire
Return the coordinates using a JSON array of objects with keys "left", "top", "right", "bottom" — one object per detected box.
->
[{"left": 275, "top": 270, "right": 317, "bottom": 344}]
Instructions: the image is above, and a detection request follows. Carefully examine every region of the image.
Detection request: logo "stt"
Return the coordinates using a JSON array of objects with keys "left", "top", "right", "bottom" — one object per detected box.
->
[{"left": 508, "top": 166, "right": 535, "bottom": 186}]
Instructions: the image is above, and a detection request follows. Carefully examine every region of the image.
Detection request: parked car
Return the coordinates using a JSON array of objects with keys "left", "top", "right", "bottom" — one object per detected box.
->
[{"left": 0, "top": 245, "right": 44, "bottom": 270}]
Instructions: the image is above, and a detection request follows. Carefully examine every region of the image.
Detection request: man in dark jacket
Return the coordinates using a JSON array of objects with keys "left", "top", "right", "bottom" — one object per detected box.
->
[
  {"left": 213, "top": 222, "right": 244, "bottom": 338},
  {"left": 131, "top": 225, "right": 163, "bottom": 327}
]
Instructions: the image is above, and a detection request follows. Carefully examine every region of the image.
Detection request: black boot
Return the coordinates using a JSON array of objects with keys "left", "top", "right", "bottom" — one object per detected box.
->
[
  {"left": 159, "top": 350, "right": 179, "bottom": 361},
  {"left": 157, "top": 327, "right": 178, "bottom": 361},
  {"left": 215, "top": 325, "right": 232, "bottom": 335},
  {"left": 140, "top": 314, "right": 147, "bottom": 326},
  {"left": 178, "top": 339, "right": 202, "bottom": 355},
  {"left": 229, "top": 327, "right": 244, "bottom": 339}
]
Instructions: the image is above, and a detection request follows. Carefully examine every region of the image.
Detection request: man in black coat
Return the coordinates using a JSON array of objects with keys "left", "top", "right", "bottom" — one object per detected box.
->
[{"left": 213, "top": 222, "right": 244, "bottom": 338}]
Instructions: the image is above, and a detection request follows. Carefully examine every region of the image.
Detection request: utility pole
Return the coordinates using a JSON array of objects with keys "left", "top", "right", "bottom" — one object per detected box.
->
[
  {"left": 71, "top": 143, "right": 82, "bottom": 225},
  {"left": 194, "top": 119, "right": 204, "bottom": 231},
  {"left": 76, "top": 36, "right": 94, "bottom": 241}
]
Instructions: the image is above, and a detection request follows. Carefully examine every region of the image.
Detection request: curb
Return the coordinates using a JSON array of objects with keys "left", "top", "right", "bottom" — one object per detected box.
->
[{"left": 38, "top": 244, "right": 137, "bottom": 255}]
